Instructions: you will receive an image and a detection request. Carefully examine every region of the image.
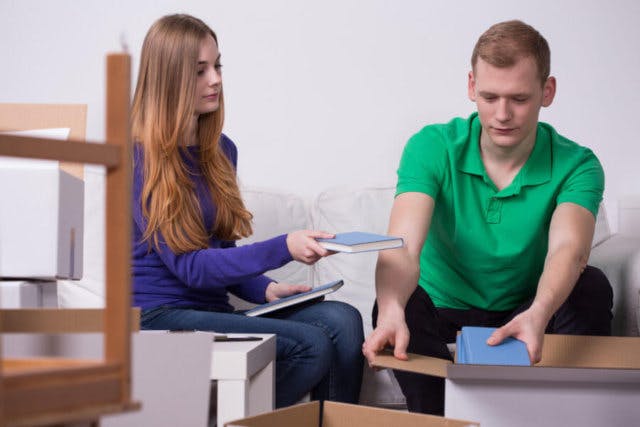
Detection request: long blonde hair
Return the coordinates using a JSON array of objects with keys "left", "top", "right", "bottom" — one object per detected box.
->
[{"left": 131, "top": 14, "right": 252, "bottom": 253}]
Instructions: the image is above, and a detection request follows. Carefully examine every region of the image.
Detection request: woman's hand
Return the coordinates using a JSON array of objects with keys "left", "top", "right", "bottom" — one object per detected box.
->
[
  {"left": 265, "top": 282, "right": 312, "bottom": 302},
  {"left": 286, "top": 230, "right": 335, "bottom": 265}
]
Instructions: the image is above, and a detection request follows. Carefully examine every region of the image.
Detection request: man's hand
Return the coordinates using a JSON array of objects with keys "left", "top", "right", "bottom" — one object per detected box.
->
[
  {"left": 362, "top": 307, "right": 410, "bottom": 366},
  {"left": 363, "top": 192, "right": 434, "bottom": 367},
  {"left": 487, "top": 306, "right": 549, "bottom": 364},
  {"left": 489, "top": 203, "right": 597, "bottom": 364},
  {"left": 265, "top": 282, "right": 312, "bottom": 302},
  {"left": 286, "top": 230, "right": 334, "bottom": 265}
]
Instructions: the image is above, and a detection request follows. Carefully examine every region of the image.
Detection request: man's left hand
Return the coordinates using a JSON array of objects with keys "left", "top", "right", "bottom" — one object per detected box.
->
[{"left": 487, "top": 306, "right": 549, "bottom": 364}]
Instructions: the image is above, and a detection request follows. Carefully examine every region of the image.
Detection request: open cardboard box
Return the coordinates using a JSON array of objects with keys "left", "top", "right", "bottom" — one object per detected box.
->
[
  {"left": 225, "top": 401, "right": 478, "bottom": 427},
  {"left": 374, "top": 334, "right": 640, "bottom": 427}
]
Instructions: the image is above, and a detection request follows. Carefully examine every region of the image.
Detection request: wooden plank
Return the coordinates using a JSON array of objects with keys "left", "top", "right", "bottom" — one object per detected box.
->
[
  {"left": 7, "top": 402, "right": 138, "bottom": 427},
  {"left": 0, "top": 134, "right": 120, "bottom": 167},
  {"left": 0, "top": 312, "right": 4, "bottom": 426},
  {"left": 0, "top": 308, "right": 140, "bottom": 333},
  {"left": 0, "top": 103, "right": 87, "bottom": 179},
  {"left": 104, "top": 52, "right": 133, "bottom": 405},
  {"left": 3, "top": 358, "right": 103, "bottom": 373},
  {"left": 0, "top": 52, "right": 136, "bottom": 425},
  {"left": 2, "top": 361, "right": 126, "bottom": 426}
]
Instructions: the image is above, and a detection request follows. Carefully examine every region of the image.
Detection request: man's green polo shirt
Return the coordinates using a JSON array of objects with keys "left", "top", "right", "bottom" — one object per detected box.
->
[{"left": 397, "top": 113, "right": 604, "bottom": 311}]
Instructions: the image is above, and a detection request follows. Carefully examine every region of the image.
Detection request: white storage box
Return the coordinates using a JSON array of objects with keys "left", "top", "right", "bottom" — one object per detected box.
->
[
  {"left": 1, "top": 280, "right": 58, "bottom": 357},
  {"left": 0, "top": 280, "right": 58, "bottom": 308},
  {"left": 0, "top": 157, "right": 83, "bottom": 279},
  {"left": 375, "top": 334, "right": 640, "bottom": 427}
]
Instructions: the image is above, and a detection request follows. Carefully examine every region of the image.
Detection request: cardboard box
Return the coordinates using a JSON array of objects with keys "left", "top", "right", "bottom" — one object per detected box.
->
[
  {"left": 225, "top": 400, "right": 478, "bottom": 426},
  {"left": 374, "top": 334, "right": 640, "bottom": 427},
  {"left": 0, "top": 158, "right": 83, "bottom": 279}
]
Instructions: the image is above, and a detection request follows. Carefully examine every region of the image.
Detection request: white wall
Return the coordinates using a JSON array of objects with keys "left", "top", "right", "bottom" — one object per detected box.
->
[{"left": 2, "top": 0, "right": 638, "bottom": 225}]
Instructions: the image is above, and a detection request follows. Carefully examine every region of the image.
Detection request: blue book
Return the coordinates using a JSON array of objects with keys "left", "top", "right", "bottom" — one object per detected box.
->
[
  {"left": 455, "top": 332, "right": 466, "bottom": 363},
  {"left": 458, "top": 326, "right": 530, "bottom": 366},
  {"left": 244, "top": 280, "right": 343, "bottom": 317},
  {"left": 316, "top": 231, "right": 404, "bottom": 253}
]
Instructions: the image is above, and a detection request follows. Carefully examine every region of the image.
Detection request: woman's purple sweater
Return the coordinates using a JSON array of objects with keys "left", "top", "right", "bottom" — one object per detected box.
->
[{"left": 132, "top": 135, "right": 292, "bottom": 311}]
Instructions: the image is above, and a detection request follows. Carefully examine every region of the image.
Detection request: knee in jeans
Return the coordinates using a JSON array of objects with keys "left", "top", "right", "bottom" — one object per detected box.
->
[
  {"left": 320, "top": 301, "right": 365, "bottom": 339},
  {"left": 302, "top": 327, "right": 334, "bottom": 372},
  {"left": 574, "top": 266, "right": 613, "bottom": 307}
]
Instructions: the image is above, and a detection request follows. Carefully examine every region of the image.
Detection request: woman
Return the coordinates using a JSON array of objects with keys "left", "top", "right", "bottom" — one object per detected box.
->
[{"left": 131, "top": 14, "right": 363, "bottom": 406}]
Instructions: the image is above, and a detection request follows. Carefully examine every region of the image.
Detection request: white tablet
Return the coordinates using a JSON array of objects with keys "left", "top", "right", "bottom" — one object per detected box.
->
[{"left": 244, "top": 280, "right": 344, "bottom": 317}]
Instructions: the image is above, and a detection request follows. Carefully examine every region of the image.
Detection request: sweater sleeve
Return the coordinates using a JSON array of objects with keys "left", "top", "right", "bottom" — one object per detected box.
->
[
  {"left": 132, "top": 141, "right": 293, "bottom": 292},
  {"left": 227, "top": 273, "right": 274, "bottom": 304}
]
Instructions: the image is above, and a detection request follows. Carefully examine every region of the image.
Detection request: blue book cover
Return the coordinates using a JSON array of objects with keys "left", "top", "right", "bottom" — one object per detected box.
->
[
  {"left": 458, "top": 326, "right": 530, "bottom": 366},
  {"left": 316, "top": 231, "right": 403, "bottom": 253},
  {"left": 455, "top": 332, "right": 466, "bottom": 363}
]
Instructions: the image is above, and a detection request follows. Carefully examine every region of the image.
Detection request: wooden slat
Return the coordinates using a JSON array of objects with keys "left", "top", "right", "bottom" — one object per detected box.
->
[
  {"left": 2, "top": 360, "right": 139, "bottom": 426},
  {"left": 0, "top": 134, "right": 120, "bottom": 167},
  {"left": 1, "top": 312, "right": 4, "bottom": 426},
  {"left": 0, "top": 308, "right": 140, "bottom": 333},
  {"left": 104, "top": 53, "right": 133, "bottom": 405},
  {"left": 3, "top": 358, "right": 103, "bottom": 373},
  {"left": 0, "top": 103, "right": 87, "bottom": 179},
  {"left": 0, "top": 52, "right": 137, "bottom": 425}
]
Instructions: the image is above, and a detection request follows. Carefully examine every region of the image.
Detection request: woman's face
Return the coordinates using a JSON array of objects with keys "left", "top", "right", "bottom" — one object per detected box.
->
[{"left": 194, "top": 34, "right": 222, "bottom": 116}]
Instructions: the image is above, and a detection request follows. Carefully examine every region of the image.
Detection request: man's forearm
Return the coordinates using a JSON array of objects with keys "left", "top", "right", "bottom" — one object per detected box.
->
[
  {"left": 531, "top": 244, "right": 589, "bottom": 323},
  {"left": 375, "top": 248, "right": 420, "bottom": 316}
]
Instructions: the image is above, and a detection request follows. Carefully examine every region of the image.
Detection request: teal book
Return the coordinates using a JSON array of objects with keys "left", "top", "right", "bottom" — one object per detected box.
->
[
  {"left": 316, "top": 232, "right": 403, "bottom": 253},
  {"left": 458, "top": 326, "right": 530, "bottom": 366}
]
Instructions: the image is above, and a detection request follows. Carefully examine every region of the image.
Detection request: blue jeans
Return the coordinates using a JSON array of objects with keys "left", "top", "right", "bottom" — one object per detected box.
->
[{"left": 140, "top": 300, "right": 364, "bottom": 407}]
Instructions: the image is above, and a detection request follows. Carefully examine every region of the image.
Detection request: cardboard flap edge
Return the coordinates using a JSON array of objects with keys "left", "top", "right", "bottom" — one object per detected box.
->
[{"left": 372, "top": 351, "right": 451, "bottom": 378}]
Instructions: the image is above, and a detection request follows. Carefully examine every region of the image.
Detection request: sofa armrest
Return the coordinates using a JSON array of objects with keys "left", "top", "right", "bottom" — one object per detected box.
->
[{"left": 589, "top": 234, "right": 640, "bottom": 336}]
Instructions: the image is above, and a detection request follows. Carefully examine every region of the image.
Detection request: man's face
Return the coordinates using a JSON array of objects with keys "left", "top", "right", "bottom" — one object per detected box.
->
[{"left": 468, "top": 56, "right": 555, "bottom": 150}]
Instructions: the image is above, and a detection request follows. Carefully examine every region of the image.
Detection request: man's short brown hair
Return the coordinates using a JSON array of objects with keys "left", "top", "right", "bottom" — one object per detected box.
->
[{"left": 471, "top": 20, "right": 550, "bottom": 86}]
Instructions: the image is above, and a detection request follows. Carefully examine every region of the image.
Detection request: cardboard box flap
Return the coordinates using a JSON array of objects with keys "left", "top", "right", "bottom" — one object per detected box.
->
[
  {"left": 372, "top": 348, "right": 451, "bottom": 378},
  {"left": 322, "top": 401, "right": 478, "bottom": 427},
  {"left": 538, "top": 334, "right": 640, "bottom": 369},
  {"left": 226, "top": 401, "right": 479, "bottom": 427},
  {"left": 225, "top": 401, "right": 319, "bottom": 426}
]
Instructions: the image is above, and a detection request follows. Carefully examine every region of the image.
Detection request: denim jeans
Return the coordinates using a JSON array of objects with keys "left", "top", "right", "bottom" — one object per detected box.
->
[{"left": 141, "top": 300, "right": 364, "bottom": 407}]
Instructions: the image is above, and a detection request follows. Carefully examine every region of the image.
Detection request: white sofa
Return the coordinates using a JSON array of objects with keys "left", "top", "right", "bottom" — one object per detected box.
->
[
  {"left": 237, "top": 186, "right": 640, "bottom": 408},
  {"left": 58, "top": 181, "right": 640, "bottom": 408}
]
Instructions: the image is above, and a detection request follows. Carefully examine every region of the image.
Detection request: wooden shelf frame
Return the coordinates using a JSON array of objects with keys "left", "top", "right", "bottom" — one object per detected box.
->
[{"left": 0, "top": 54, "right": 136, "bottom": 426}]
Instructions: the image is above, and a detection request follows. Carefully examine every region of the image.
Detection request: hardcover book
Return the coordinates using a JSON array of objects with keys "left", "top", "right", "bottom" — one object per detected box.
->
[
  {"left": 316, "top": 231, "right": 404, "bottom": 253},
  {"left": 244, "top": 280, "right": 344, "bottom": 317},
  {"left": 457, "top": 326, "right": 530, "bottom": 366}
]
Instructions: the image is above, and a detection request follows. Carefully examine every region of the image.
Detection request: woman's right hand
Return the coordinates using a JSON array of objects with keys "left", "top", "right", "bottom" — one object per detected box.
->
[{"left": 286, "top": 230, "right": 335, "bottom": 265}]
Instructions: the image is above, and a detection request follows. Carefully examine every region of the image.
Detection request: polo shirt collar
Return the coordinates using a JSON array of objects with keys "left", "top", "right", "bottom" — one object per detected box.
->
[{"left": 456, "top": 114, "right": 552, "bottom": 195}]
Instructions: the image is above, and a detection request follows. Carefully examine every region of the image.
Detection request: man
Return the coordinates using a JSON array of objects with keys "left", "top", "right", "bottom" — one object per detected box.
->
[{"left": 362, "top": 20, "right": 613, "bottom": 415}]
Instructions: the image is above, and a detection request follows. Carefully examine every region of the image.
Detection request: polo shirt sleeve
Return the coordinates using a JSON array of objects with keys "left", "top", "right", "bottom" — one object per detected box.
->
[
  {"left": 556, "top": 149, "right": 604, "bottom": 218},
  {"left": 396, "top": 127, "right": 447, "bottom": 199}
]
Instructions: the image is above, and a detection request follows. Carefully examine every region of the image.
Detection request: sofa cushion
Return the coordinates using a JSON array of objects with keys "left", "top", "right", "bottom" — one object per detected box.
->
[
  {"left": 312, "top": 186, "right": 395, "bottom": 334},
  {"left": 239, "top": 186, "right": 313, "bottom": 286},
  {"left": 592, "top": 203, "right": 611, "bottom": 247},
  {"left": 312, "top": 186, "right": 406, "bottom": 407}
]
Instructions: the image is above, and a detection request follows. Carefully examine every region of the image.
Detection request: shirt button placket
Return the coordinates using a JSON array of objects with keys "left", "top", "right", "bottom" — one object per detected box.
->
[{"left": 486, "top": 197, "right": 502, "bottom": 223}]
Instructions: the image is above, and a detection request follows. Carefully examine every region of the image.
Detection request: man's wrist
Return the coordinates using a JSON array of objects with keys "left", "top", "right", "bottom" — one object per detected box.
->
[
  {"left": 528, "top": 299, "right": 554, "bottom": 326},
  {"left": 376, "top": 299, "right": 406, "bottom": 322}
]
